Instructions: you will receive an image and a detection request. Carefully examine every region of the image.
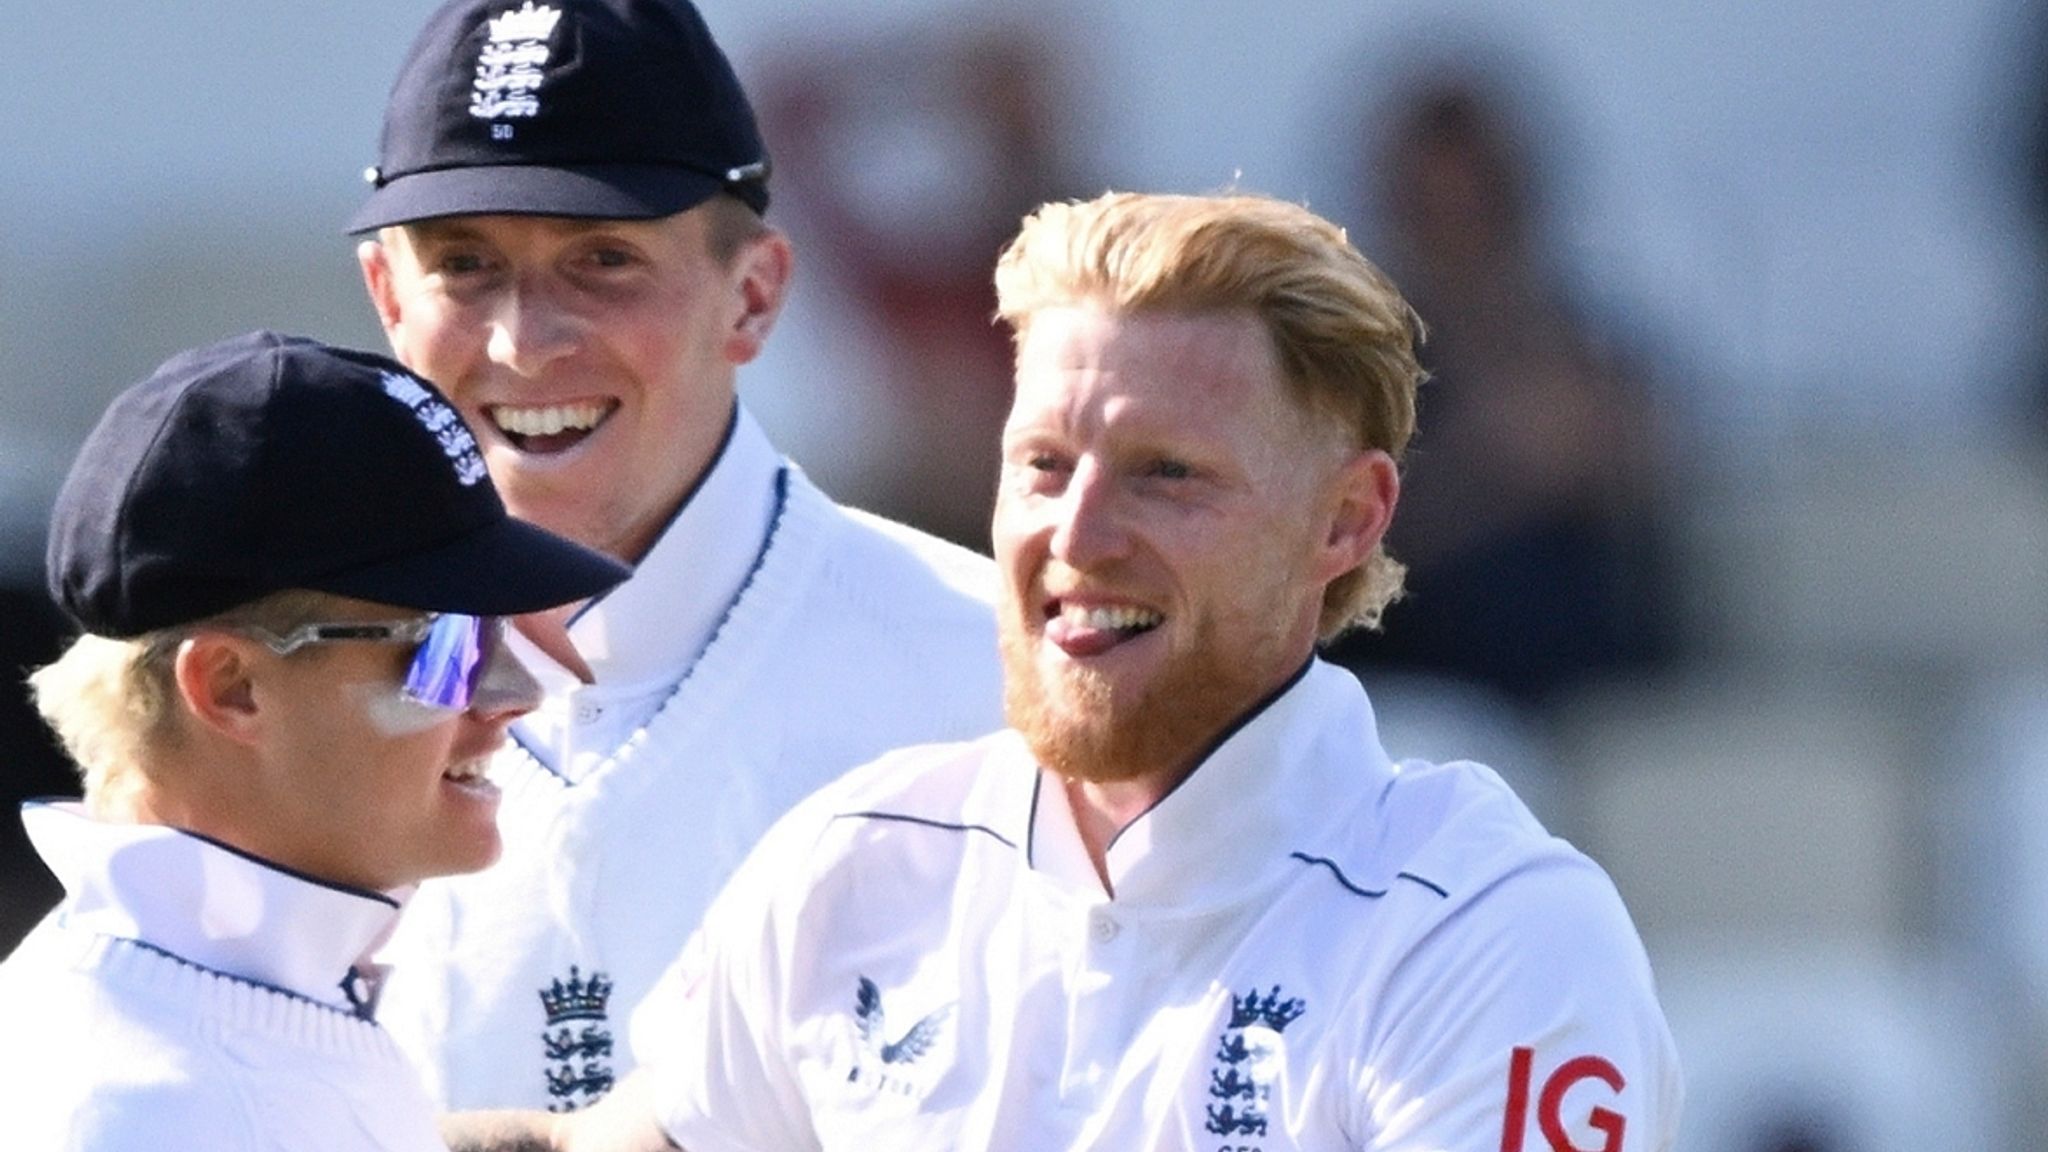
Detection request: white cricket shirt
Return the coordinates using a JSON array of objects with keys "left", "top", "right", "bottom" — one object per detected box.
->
[
  {"left": 0, "top": 802, "right": 442, "bottom": 1150},
  {"left": 635, "top": 660, "right": 1682, "bottom": 1151}
]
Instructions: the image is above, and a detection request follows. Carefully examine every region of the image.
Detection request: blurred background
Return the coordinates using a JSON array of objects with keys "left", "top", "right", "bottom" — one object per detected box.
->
[{"left": 3, "top": 1, "right": 2045, "bottom": 1147}]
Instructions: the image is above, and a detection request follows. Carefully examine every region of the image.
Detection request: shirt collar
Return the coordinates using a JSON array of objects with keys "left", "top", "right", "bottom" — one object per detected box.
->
[
  {"left": 1026, "top": 659, "right": 1394, "bottom": 905},
  {"left": 516, "top": 403, "right": 782, "bottom": 693},
  {"left": 21, "top": 801, "right": 403, "bottom": 1013}
]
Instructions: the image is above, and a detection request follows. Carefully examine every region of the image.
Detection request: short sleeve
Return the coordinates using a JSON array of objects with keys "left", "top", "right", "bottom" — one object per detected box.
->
[{"left": 1350, "top": 854, "right": 1684, "bottom": 1152}]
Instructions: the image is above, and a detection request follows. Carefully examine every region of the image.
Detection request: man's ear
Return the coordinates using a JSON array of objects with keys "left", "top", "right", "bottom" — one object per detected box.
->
[
  {"left": 723, "top": 229, "right": 795, "bottom": 366},
  {"left": 358, "top": 235, "right": 404, "bottom": 338},
  {"left": 172, "top": 634, "right": 264, "bottom": 747},
  {"left": 1313, "top": 449, "right": 1400, "bottom": 586}
]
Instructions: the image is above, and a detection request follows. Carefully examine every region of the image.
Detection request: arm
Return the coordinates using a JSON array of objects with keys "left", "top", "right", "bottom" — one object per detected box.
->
[
  {"left": 441, "top": 1071, "right": 676, "bottom": 1152},
  {"left": 1356, "top": 857, "right": 1683, "bottom": 1152}
]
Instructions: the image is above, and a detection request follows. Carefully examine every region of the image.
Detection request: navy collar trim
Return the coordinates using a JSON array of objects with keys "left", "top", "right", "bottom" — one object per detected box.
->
[
  {"left": 1102, "top": 655, "right": 1317, "bottom": 856},
  {"left": 21, "top": 799, "right": 398, "bottom": 908},
  {"left": 175, "top": 826, "right": 399, "bottom": 908},
  {"left": 1025, "top": 769, "right": 1046, "bottom": 870}
]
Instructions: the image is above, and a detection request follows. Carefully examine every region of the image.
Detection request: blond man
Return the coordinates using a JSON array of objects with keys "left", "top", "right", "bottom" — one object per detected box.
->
[
  {"left": 0, "top": 332, "right": 626, "bottom": 1149},
  {"left": 449, "top": 191, "right": 1681, "bottom": 1152}
]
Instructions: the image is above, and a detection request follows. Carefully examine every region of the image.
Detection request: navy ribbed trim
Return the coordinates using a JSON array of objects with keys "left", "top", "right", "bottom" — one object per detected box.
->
[{"left": 110, "top": 935, "right": 370, "bottom": 1021}]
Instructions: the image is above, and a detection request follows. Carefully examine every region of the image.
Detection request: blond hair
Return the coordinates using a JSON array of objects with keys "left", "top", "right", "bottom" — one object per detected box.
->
[
  {"left": 703, "top": 193, "right": 771, "bottom": 265},
  {"left": 993, "top": 191, "right": 1425, "bottom": 639},
  {"left": 27, "top": 590, "right": 341, "bottom": 812}
]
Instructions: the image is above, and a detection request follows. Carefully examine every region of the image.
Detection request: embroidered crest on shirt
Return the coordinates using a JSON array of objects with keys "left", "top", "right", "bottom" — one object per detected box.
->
[
  {"left": 1204, "top": 985, "right": 1307, "bottom": 1144},
  {"left": 848, "top": 975, "right": 954, "bottom": 1096},
  {"left": 539, "top": 965, "right": 616, "bottom": 1112},
  {"left": 470, "top": 2, "right": 561, "bottom": 132}
]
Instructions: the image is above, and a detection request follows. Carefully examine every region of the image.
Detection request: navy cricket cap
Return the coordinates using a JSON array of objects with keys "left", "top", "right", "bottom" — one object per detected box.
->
[
  {"left": 348, "top": 0, "right": 769, "bottom": 233},
  {"left": 47, "top": 331, "right": 631, "bottom": 638}
]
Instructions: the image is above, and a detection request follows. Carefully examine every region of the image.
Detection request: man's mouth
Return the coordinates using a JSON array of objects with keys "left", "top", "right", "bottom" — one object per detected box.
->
[
  {"left": 1060, "top": 603, "right": 1162, "bottom": 633},
  {"left": 487, "top": 401, "right": 615, "bottom": 454},
  {"left": 1043, "top": 600, "right": 1162, "bottom": 656},
  {"left": 442, "top": 758, "right": 497, "bottom": 793}
]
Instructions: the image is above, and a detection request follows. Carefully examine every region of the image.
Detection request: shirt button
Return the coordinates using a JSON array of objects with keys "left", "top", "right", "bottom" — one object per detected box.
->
[
  {"left": 574, "top": 702, "right": 603, "bottom": 725},
  {"left": 1090, "top": 911, "right": 1120, "bottom": 943}
]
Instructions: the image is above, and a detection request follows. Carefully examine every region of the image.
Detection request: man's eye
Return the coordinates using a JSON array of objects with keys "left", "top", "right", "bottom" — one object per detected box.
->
[
  {"left": 437, "top": 252, "right": 490, "bottom": 276},
  {"left": 587, "top": 247, "right": 636, "bottom": 268},
  {"left": 1028, "top": 454, "right": 1066, "bottom": 473},
  {"left": 1150, "top": 459, "right": 1192, "bottom": 480}
]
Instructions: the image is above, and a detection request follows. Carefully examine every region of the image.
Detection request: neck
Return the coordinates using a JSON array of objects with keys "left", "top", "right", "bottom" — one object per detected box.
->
[
  {"left": 122, "top": 748, "right": 323, "bottom": 884},
  {"left": 116, "top": 750, "right": 233, "bottom": 837},
  {"left": 1063, "top": 770, "right": 1180, "bottom": 895},
  {"left": 100, "top": 782, "right": 171, "bottom": 827},
  {"left": 1049, "top": 655, "right": 1320, "bottom": 891}
]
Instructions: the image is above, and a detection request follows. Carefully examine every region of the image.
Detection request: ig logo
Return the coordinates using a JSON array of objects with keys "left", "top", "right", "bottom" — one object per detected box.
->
[{"left": 1499, "top": 1046, "right": 1627, "bottom": 1152}]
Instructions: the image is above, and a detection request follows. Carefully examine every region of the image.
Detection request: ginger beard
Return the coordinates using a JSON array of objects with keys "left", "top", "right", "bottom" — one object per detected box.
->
[{"left": 997, "top": 573, "right": 1315, "bottom": 787}]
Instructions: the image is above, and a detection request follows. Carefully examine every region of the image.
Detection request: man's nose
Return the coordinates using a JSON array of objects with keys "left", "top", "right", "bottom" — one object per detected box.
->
[
  {"left": 484, "top": 277, "right": 581, "bottom": 377},
  {"left": 1047, "top": 460, "right": 1130, "bottom": 569},
  {"left": 467, "top": 639, "right": 543, "bottom": 720}
]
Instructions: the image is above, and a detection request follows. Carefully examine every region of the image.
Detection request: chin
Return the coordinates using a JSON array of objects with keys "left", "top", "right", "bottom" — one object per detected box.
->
[
  {"left": 1003, "top": 655, "right": 1180, "bottom": 785},
  {"left": 1001, "top": 619, "right": 1287, "bottom": 786},
  {"left": 414, "top": 829, "right": 503, "bottom": 885},
  {"left": 449, "top": 833, "right": 505, "bottom": 878}
]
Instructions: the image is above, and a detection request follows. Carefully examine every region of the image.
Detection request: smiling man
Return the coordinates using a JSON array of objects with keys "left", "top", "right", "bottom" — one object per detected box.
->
[
  {"left": 0, "top": 332, "right": 627, "bottom": 1149},
  {"left": 347, "top": 0, "right": 1003, "bottom": 1112},
  {"left": 443, "top": 191, "right": 1682, "bottom": 1152}
]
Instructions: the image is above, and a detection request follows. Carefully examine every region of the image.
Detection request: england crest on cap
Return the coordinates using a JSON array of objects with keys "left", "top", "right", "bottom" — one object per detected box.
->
[{"left": 471, "top": 2, "right": 563, "bottom": 127}]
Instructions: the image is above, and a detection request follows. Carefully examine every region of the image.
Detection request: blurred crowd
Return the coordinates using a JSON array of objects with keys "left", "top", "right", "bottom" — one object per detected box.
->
[{"left": 5, "top": 8, "right": 2048, "bottom": 1150}]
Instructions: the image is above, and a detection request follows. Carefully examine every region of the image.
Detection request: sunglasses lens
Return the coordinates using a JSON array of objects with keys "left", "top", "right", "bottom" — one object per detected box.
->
[{"left": 401, "top": 614, "right": 487, "bottom": 711}]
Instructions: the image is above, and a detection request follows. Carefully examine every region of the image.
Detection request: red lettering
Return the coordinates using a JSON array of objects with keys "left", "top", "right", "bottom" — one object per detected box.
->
[
  {"left": 1538, "top": 1054, "right": 1626, "bottom": 1152},
  {"left": 1502, "top": 1048, "right": 1628, "bottom": 1152},
  {"left": 1500, "top": 1046, "right": 1534, "bottom": 1152}
]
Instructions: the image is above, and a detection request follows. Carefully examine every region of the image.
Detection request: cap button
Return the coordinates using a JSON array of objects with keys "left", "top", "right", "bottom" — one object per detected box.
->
[{"left": 362, "top": 165, "right": 383, "bottom": 186}]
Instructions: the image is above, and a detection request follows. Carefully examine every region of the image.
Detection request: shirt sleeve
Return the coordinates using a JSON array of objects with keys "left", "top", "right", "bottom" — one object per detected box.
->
[
  {"left": 629, "top": 809, "right": 825, "bottom": 1152},
  {"left": 1350, "top": 853, "right": 1685, "bottom": 1152}
]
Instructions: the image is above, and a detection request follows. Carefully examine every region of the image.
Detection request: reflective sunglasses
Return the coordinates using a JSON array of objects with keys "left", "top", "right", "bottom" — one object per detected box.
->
[{"left": 241, "top": 612, "right": 504, "bottom": 712}]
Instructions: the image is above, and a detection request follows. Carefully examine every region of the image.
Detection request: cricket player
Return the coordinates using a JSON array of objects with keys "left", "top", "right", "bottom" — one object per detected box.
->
[
  {"left": 441, "top": 190, "right": 1683, "bottom": 1150},
  {"left": 348, "top": 0, "right": 1005, "bottom": 1111},
  {"left": 0, "top": 332, "right": 628, "bottom": 1149}
]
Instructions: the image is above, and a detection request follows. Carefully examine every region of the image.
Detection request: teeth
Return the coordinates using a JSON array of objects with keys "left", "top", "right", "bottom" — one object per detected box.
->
[
  {"left": 444, "top": 760, "right": 488, "bottom": 783},
  {"left": 1064, "top": 604, "right": 1162, "bottom": 632},
  {"left": 492, "top": 402, "right": 608, "bottom": 437}
]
